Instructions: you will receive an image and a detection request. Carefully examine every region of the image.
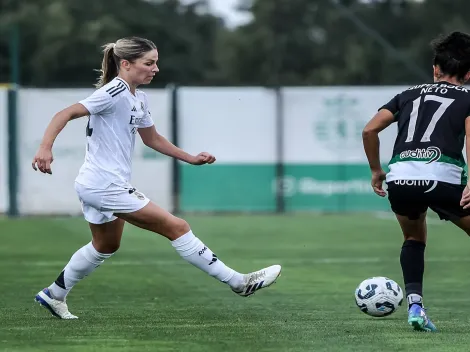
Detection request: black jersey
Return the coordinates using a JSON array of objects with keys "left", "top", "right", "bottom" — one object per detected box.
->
[{"left": 380, "top": 81, "right": 470, "bottom": 185}]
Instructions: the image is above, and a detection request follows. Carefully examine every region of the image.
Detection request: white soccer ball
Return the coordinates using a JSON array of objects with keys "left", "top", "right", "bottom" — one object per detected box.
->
[{"left": 354, "top": 276, "right": 403, "bottom": 317}]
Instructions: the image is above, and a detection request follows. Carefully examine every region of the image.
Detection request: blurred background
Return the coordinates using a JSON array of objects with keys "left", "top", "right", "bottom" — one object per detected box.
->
[
  {"left": 1, "top": 0, "right": 470, "bottom": 217},
  {"left": 4, "top": 2, "right": 470, "bottom": 351}
]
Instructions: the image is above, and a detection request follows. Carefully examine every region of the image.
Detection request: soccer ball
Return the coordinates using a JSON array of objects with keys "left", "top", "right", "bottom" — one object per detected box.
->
[{"left": 354, "top": 276, "right": 403, "bottom": 317}]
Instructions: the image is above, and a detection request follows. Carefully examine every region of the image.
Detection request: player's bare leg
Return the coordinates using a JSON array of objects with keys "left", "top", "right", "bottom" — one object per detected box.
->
[
  {"left": 395, "top": 212, "right": 436, "bottom": 332},
  {"left": 35, "top": 219, "right": 125, "bottom": 319},
  {"left": 450, "top": 215, "right": 470, "bottom": 236},
  {"left": 116, "top": 202, "right": 281, "bottom": 296}
]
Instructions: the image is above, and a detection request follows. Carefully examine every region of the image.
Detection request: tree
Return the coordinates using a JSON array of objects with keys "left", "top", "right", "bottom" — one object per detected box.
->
[
  {"left": 2, "top": 0, "right": 470, "bottom": 86},
  {"left": 0, "top": 0, "right": 227, "bottom": 86},
  {"left": 220, "top": 0, "right": 470, "bottom": 85}
]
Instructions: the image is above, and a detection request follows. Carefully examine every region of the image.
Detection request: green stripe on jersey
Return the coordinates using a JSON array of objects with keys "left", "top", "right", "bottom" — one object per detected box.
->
[{"left": 389, "top": 153, "right": 465, "bottom": 168}]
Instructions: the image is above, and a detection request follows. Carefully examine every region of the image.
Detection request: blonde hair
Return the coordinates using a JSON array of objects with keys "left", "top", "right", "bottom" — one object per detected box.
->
[{"left": 95, "top": 37, "right": 157, "bottom": 88}]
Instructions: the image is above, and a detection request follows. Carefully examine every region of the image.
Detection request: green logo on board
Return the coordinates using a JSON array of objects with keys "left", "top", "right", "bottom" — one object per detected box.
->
[{"left": 313, "top": 94, "right": 366, "bottom": 150}]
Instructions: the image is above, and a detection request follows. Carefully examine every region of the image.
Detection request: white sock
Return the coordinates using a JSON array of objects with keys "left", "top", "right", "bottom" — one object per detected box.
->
[
  {"left": 407, "top": 293, "right": 423, "bottom": 307},
  {"left": 48, "top": 242, "right": 114, "bottom": 301},
  {"left": 171, "top": 231, "right": 244, "bottom": 289}
]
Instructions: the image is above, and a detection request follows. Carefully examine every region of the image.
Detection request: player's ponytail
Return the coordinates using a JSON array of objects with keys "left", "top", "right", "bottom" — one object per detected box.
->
[{"left": 95, "top": 43, "right": 118, "bottom": 88}]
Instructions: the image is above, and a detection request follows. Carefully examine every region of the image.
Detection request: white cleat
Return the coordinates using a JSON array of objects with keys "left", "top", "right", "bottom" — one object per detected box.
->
[
  {"left": 34, "top": 288, "right": 78, "bottom": 319},
  {"left": 232, "top": 264, "right": 282, "bottom": 297}
]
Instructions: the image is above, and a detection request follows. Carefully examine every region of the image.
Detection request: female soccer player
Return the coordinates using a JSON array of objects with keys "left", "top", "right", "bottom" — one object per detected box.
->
[
  {"left": 32, "top": 37, "right": 281, "bottom": 319},
  {"left": 363, "top": 31, "right": 470, "bottom": 332}
]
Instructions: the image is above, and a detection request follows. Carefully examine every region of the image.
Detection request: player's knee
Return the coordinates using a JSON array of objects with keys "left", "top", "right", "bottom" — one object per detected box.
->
[
  {"left": 174, "top": 218, "right": 191, "bottom": 235},
  {"left": 167, "top": 218, "right": 190, "bottom": 239}
]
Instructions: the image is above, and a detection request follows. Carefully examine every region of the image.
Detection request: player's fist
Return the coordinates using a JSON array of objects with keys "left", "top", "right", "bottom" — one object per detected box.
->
[
  {"left": 190, "top": 152, "right": 216, "bottom": 165},
  {"left": 32, "top": 146, "right": 54, "bottom": 174}
]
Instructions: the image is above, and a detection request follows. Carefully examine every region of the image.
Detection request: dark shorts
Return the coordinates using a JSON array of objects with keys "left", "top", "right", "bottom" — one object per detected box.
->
[{"left": 387, "top": 180, "right": 470, "bottom": 221}]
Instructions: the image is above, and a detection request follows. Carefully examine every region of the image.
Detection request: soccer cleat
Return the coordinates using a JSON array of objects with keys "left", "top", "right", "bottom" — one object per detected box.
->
[
  {"left": 232, "top": 264, "right": 282, "bottom": 297},
  {"left": 408, "top": 304, "right": 436, "bottom": 332},
  {"left": 34, "top": 288, "right": 78, "bottom": 320}
]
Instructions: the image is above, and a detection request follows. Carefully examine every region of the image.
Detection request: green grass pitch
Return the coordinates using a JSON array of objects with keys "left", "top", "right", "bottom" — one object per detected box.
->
[{"left": 1, "top": 213, "right": 470, "bottom": 351}]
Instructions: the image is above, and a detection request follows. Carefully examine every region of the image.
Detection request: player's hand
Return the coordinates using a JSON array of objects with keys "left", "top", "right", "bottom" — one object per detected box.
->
[
  {"left": 32, "top": 146, "right": 54, "bottom": 174},
  {"left": 371, "top": 169, "right": 387, "bottom": 197},
  {"left": 460, "top": 185, "right": 470, "bottom": 209},
  {"left": 189, "top": 152, "right": 216, "bottom": 165}
]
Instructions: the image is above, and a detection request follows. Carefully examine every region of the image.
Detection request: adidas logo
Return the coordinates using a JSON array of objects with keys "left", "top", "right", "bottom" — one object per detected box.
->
[
  {"left": 245, "top": 281, "right": 265, "bottom": 295},
  {"left": 208, "top": 253, "right": 218, "bottom": 265},
  {"left": 131, "top": 106, "right": 137, "bottom": 112}
]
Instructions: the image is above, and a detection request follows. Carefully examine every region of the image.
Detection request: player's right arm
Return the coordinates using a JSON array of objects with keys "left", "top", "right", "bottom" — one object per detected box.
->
[
  {"left": 460, "top": 116, "right": 470, "bottom": 209},
  {"left": 32, "top": 103, "right": 90, "bottom": 174},
  {"left": 38, "top": 103, "right": 90, "bottom": 150},
  {"left": 32, "top": 103, "right": 91, "bottom": 174},
  {"left": 363, "top": 93, "right": 399, "bottom": 197},
  {"left": 362, "top": 109, "right": 396, "bottom": 197},
  {"left": 32, "top": 87, "right": 114, "bottom": 175}
]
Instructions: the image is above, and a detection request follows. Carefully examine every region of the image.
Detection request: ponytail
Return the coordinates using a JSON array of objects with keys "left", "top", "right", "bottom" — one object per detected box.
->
[{"left": 95, "top": 43, "right": 119, "bottom": 88}]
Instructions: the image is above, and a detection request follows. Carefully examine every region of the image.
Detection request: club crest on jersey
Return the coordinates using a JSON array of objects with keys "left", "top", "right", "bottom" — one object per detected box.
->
[{"left": 399, "top": 146, "right": 441, "bottom": 164}]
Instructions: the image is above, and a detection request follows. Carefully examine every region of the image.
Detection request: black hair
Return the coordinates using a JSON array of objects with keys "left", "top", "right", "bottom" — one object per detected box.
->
[{"left": 431, "top": 31, "right": 470, "bottom": 82}]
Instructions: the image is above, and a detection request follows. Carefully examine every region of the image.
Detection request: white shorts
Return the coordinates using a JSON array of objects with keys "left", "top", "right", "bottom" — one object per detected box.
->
[{"left": 74, "top": 182, "right": 150, "bottom": 224}]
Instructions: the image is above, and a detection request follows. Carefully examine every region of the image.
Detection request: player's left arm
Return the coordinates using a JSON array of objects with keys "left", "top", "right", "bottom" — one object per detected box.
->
[
  {"left": 138, "top": 126, "right": 216, "bottom": 165},
  {"left": 362, "top": 109, "right": 395, "bottom": 197}
]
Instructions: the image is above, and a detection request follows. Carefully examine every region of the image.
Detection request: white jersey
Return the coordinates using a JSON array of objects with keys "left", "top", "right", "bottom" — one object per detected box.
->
[{"left": 75, "top": 77, "right": 154, "bottom": 188}]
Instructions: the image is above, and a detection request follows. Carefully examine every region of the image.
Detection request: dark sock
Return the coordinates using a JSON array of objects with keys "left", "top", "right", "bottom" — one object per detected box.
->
[{"left": 400, "top": 239, "right": 425, "bottom": 308}]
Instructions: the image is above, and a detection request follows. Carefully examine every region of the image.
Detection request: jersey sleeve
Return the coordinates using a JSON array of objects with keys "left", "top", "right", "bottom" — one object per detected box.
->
[
  {"left": 79, "top": 89, "right": 115, "bottom": 115},
  {"left": 378, "top": 94, "right": 400, "bottom": 115},
  {"left": 137, "top": 92, "right": 154, "bottom": 128}
]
